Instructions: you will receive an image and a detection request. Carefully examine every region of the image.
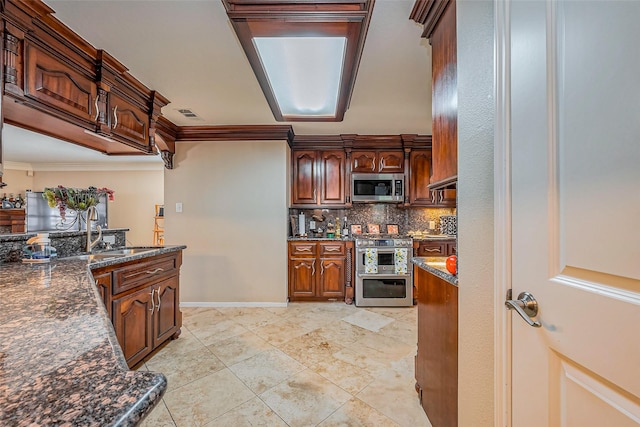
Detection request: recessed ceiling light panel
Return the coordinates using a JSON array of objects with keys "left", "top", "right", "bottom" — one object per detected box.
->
[{"left": 253, "top": 37, "right": 346, "bottom": 117}]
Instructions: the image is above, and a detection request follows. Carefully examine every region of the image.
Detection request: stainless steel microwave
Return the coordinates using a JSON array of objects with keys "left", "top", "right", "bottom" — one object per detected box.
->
[{"left": 351, "top": 173, "right": 404, "bottom": 203}]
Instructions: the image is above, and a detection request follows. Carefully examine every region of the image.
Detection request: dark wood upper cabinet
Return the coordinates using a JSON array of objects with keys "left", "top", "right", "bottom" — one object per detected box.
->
[
  {"left": 409, "top": 149, "right": 456, "bottom": 207},
  {"left": 351, "top": 151, "right": 377, "bottom": 173},
  {"left": 411, "top": 0, "right": 458, "bottom": 190},
  {"left": 23, "top": 42, "right": 97, "bottom": 125},
  {"left": 319, "top": 150, "right": 346, "bottom": 206},
  {"left": 2, "top": 0, "right": 171, "bottom": 160},
  {"left": 291, "top": 149, "right": 346, "bottom": 207},
  {"left": 378, "top": 150, "right": 404, "bottom": 173},
  {"left": 109, "top": 92, "right": 149, "bottom": 149},
  {"left": 292, "top": 150, "right": 318, "bottom": 205},
  {"left": 351, "top": 150, "right": 404, "bottom": 173}
]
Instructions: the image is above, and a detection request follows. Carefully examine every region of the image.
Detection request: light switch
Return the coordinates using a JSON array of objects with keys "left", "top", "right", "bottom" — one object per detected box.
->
[{"left": 175, "top": 202, "right": 183, "bottom": 213}]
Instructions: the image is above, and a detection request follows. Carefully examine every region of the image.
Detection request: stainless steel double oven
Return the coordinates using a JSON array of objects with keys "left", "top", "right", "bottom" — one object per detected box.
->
[{"left": 354, "top": 236, "right": 413, "bottom": 307}]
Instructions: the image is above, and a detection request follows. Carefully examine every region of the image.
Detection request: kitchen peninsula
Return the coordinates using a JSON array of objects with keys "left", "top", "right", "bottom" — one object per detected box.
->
[
  {"left": 412, "top": 257, "right": 458, "bottom": 427},
  {"left": 0, "top": 245, "right": 185, "bottom": 425}
]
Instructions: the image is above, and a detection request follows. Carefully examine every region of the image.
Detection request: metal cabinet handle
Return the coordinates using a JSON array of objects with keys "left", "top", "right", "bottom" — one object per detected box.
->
[
  {"left": 94, "top": 96, "right": 99, "bottom": 121},
  {"left": 321, "top": 262, "right": 325, "bottom": 276},
  {"left": 112, "top": 105, "right": 118, "bottom": 129},
  {"left": 145, "top": 268, "right": 164, "bottom": 275},
  {"left": 423, "top": 248, "right": 441, "bottom": 253},
  {"left": 325, "top": 247, "right": 340, "bottom": 252},
  {"left": 155, "top": 287, "right": 161, "bottom": 312},
  {"left": 313, "top": 188, "right": 316, "bottom": 201},
  {"left": 298, "top": 247, "right": 312, "bottom": 252},
  {"left": 149, "top": 288, "right": 156, "bottom": 312},
  {"left": 379, "top": 158, "right": 384, "bottom": 172},
  {"left": 505, "top": 291, "right": 541, "bottom": 328},
  {"left": 311, "top": 260, "right": 316, "bottom": 276}
]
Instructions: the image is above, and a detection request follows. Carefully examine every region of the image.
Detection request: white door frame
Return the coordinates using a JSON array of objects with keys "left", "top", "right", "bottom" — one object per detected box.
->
[{"left": 494, "top": 0, "right": 512, "bottom": 426}]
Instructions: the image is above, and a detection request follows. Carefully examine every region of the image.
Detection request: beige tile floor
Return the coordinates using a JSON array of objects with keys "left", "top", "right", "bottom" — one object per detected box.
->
[{"left": 138, "top": 302, "right": 432, "bottom": 427}]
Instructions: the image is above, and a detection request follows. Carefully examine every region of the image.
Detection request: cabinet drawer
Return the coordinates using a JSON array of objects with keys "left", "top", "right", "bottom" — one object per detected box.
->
[
  {"left": 417, "top": 242, "right": 448, "bottom": 256},
  {"left": 112, "top": 254, "right": 178, "bottom": 295},
  {"left": 290, "top": 242, "right": 317, "bottom": 257},
  {"left": 319, "top": 243, "right": 345, "bottom": 257}
]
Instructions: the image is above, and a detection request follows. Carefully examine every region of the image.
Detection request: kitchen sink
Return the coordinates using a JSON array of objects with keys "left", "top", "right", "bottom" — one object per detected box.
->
[
  {"left": 98, "top": 247, "right": 158, "bottom": 256},
  {"left": 62, "top": 247, "right": 159, "bottom": 262}
]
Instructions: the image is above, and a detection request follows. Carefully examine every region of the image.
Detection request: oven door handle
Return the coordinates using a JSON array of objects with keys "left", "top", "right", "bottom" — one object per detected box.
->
[{"left": 356, "top": 272, "right": 411, "bottom": 279}]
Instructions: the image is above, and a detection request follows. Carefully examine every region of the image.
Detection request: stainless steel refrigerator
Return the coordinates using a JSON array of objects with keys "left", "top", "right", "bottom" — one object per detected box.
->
[{"left": 26, "top": 191, "right": 108, "bottom": 232}]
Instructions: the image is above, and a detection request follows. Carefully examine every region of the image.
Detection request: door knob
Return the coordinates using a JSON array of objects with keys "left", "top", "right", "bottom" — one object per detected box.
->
[{"left": 505, "top": 291, "right": 541, "bottom": 328}]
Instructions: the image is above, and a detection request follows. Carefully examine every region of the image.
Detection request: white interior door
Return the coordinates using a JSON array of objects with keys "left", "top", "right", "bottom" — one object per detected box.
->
[{"left": 509, "top": 0, "right": 640, "bottom": 425}]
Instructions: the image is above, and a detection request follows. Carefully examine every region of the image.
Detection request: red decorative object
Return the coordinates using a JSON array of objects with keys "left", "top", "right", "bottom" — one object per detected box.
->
[{"left": 446, "top": 255, "right": 457, "bottom": 275}]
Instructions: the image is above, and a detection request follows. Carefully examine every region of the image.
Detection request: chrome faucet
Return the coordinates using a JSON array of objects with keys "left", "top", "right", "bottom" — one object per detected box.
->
[{"left": 86, "top": 206, "right": 103, "bottom": 252}]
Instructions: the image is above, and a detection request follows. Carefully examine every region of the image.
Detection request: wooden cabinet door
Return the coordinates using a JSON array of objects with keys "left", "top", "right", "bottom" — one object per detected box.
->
[
  {"left": 409, "top": 150, "right": 436, "bottom": 206},
  {"left": 430, "top": 0, "right": 458, "bottom": 188},
  {"left": 378, "top": 150, "right": 404, "bottom": 173},
  {"left": 109, "top": 92, "right": 149, "bottom": 148},
  {"left": 289, "top": 258, "right": 316, "bottom": 298},
  {"left": 24, "top": 42, "right": 97, "bottom": 125},
  {"left": 351, "top": 150, "right": 377, "bottom": 173},
  {"left": 93, "top": 271, "right": 112, "bottom": 318},
  {"left": 318, "top": 150, "right": 345, "bottom": 205},
  {"left": 113, "top": 286, "right": 154, "bottom": 367},
  {"left": 292, "top": 150, "right": 317, "bottom": 205},
  {"left": 446, "top": 242, "right": 457, "bottom": 257},
  {"left": 153, "top": 276, "right": 180, "bottom": 346},
  {"left": 318, "top": 258, "right": 345, "bottom": 298}
]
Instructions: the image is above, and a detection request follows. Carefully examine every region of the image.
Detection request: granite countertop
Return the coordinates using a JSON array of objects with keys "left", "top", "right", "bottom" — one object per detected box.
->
[
  {"left": 413, "top": 256, "right": 458, "bottom": 285},
  {"left": 0, "top": 245, "right": 185, "bottom": 425},
  {"left": 288, "top": 236, "right": 354, "bottom": 241},
  {"left": 412, "top": 235, "right": 456, "bottom": 241}
]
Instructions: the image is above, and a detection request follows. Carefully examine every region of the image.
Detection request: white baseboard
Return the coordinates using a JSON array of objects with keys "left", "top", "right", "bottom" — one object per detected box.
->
[{"left": 180, "top": 301, "right": 288, "bottom": 308}]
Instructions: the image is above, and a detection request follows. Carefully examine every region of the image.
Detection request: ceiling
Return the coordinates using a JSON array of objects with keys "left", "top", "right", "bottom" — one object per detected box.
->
[{"left": 3, "top": 0, "right": 432, "bottom": 167}]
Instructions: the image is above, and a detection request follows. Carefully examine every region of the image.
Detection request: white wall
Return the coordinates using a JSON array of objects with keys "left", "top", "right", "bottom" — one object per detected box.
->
[
  {"left": 164, "top": 140, "right": 288, "bottom": 304},
  {"left": 30, "top": 170, "right": 164, "bottom": 246},
  {"left": 457, "top": 0, "right": 495, "bottom": 424}
]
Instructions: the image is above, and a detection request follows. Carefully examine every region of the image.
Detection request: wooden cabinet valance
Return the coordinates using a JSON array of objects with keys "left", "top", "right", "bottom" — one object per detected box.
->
[{"left": 2, "top": 0, "right": 171, "bottom": 161}]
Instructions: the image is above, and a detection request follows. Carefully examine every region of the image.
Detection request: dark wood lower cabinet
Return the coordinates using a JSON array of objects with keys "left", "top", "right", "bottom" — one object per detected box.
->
[
  {"left": 414, "top": 265, "right": 458, "bottom": 427},
  {"left": 288, "top": 241, "right": 352, "bottom": 302},
  {"left": 113, "top": 286, "right": 154, "bottom": 366},
  {"left": 92, "top": 251, "right": 183, "bottom": 368}
]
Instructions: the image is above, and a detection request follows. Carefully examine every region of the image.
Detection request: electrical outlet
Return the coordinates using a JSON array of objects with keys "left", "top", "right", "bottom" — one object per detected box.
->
[
  {"left": 176, "top": 202, "right": 183, "bottom": 213},
  {"left": 103, "top": 235, "right": 116, "bottom": 245}
]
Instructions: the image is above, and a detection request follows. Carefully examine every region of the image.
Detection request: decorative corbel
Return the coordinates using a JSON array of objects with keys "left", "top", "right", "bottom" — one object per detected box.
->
[{"left": 160, "top": 150, "right": 174, "bottom": 170}]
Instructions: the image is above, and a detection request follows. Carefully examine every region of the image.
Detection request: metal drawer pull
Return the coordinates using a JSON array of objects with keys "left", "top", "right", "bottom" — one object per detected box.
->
[
  {"left": 505, "top": 291, "right": 541, "bottom": 328},
  {"left": 311, "top": 260, "right": 316, "bottom": 276},
  {"left": 424, "top": 248, "right": 441, "bottom": 252},
  {"left": 298, "top": 247, "right": 312, "bottom": 252},
  {"left": 156, "top": 287, "right": 161, "bottom": 311},
  {"left": 94, "top": 96, "right": 99, "bottom": 121},
  {"left": 112, "top": 105, "right": 118, "bottom": 129},
  {"left": 325, "top": 247, "right": 340, "bottom": 251},
  {"left": 125, "top": 267, "right": 165, "bottom": 279},
  {"left": 149, "top": 289, "right": 156, "bottom": 312},
  {"left": 321, "top": 263, "right": 325, "bottom": 275}
]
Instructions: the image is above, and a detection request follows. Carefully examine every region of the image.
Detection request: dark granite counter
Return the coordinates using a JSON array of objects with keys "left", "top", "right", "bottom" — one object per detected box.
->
[
  {"left": 0, "top": 245, "right": 185, "bottom": 426},
  {"left": 412, "top": 235, "right": 456, "bottom": 241},
  {"left": 288, "top": 236, "right": 354, "bottom": 241},
  {"left": 413, "top": 256, "right": 458, "bottom": 285}
]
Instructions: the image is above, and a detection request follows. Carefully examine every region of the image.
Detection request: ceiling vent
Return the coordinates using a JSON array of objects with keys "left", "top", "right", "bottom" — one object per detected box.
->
[{"left": 176, "top": 108, "right": 200, "bottom": 119}]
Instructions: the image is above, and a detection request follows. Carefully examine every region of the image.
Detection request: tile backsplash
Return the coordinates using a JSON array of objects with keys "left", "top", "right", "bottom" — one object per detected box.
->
[{"left": 289, "top": 205, "right": 456, "bottom": 237}]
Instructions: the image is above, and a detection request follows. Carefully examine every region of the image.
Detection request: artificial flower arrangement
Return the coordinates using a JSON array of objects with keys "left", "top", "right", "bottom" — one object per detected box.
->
[{"left": 43, "top": 185, "right": 115, "bottom": 220}]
